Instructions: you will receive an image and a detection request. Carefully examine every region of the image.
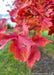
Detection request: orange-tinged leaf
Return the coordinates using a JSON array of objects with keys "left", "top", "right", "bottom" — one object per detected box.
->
[
  {"left": 9, "top": 43, "right": 24, "bottom": 62},
  {"left": 27, "top": 45, "right": 40, "bottom": 68}
]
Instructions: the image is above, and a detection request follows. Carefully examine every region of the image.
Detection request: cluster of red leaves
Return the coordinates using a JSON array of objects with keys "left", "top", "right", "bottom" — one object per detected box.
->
[{"left": 0, "top": 0, "right": 54, "bottom": 68}]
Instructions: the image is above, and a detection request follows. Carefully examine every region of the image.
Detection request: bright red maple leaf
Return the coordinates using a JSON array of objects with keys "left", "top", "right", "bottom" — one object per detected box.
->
[
  {"left": 0, "top": 32, "right": 40, "bottom": 68},
  {"left": 9, "top": 34, "right": 40, "bottom": 68}
]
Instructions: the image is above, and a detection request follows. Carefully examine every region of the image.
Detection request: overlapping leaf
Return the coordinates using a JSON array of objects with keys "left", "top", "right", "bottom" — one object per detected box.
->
[{"left": 32, "top": 34, "right": 51, "bottom": 47}]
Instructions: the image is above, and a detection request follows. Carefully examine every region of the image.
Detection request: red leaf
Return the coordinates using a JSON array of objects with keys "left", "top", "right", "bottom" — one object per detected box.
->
[
  {"left": 9, "top": 33, "right": 40, "bottom": 68},
  {"left": 9, "top": 8, "right": 18, "bottom": 17},
  {"left": 32, "top": 34, "right": 51, "bottom": 47},
  {"left": 10, "top": 17, "right": 16, "bottom": 22},
  {"left": 9, "top": 42, "right": 27, "bottom": 62},
  {"left": 0, "top": 32, "right": 18, "bottom": 49},
  {"left": 27, "top": 45, "right": 40, "bottom": 68}
]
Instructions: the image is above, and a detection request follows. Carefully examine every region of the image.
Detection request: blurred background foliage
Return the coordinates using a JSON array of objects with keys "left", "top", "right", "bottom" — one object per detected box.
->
[{"left": 6, "top": 23, "right": 13, "bottom": 29}]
